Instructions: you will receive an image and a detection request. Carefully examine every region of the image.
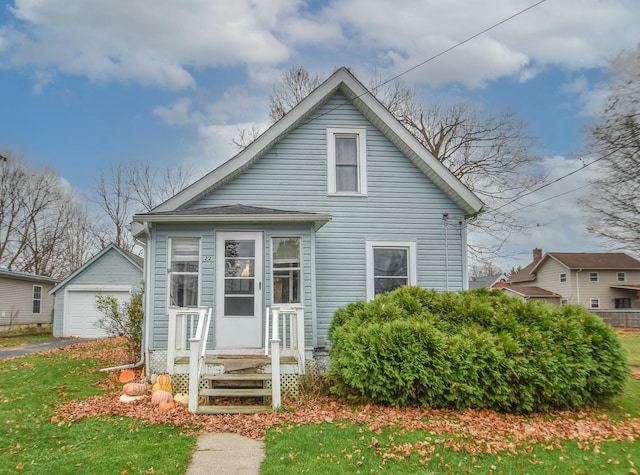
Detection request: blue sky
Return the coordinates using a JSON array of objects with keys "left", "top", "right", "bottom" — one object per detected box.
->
[{"left": 1, "top": 0, "right": 639, "bottom": 269}]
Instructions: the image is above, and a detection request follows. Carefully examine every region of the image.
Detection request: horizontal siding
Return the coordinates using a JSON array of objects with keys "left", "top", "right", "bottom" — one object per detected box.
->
[
  {"left": 51, "top": 250, "right": 143, "bottom": 336},
  {"left": 0, "top": 278, "right": 56, "bottom": 329},
  {"left": 187, "top": 92, "right": 466, "bottom": 346},
  {"left": 149, "top": 223, "right": 313, "bottom": 350}
]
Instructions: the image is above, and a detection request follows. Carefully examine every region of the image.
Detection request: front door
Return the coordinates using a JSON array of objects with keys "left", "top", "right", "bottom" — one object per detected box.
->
[{"left": 215, "top": 232, "right": 263, "bottom": 348}]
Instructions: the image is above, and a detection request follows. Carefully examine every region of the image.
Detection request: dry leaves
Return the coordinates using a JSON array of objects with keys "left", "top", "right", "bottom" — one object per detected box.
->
[{"left": 52, "top": 339, "right": 640, "bottom": 456}]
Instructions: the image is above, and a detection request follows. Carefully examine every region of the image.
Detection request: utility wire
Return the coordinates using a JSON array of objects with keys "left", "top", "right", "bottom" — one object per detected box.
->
[{"left": 373, "top": 0, "right": 549, "bottom": 92}]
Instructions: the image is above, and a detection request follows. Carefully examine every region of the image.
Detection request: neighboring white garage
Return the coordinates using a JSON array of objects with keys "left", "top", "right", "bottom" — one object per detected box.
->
[{"left": 50, "top": 244, "right": 143, "bottom": 338}]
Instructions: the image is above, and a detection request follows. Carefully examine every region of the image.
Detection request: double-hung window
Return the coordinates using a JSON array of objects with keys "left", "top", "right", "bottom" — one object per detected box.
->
[
  {"left": 589, "top": 272, "right": 598, "bottom": 282},
  {"left": 559, "top": 273, "right": 567, "bottom": 283},
  {"left": 32, "top": 285, "right": 42, "bottom": 314},
  {"left": 272, "top": 237, "right": 302, "bottom": 305},
  {"left": 169, "top": 237, "right": 200, "bottom": 307},
  {"left": 366, "top": 241, "right": 417, "bottom": 300},
  {"left": 617, "top": 272, "right": 626, "bottom": 282},
  {"left": 327, "top": 127, "right": 367, "bottom": 195}
]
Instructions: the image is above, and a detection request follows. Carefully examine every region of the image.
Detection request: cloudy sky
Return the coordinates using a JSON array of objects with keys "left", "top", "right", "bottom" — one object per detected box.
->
[{"left": 1, "top": 0, "right": 639, "bottom": 270}]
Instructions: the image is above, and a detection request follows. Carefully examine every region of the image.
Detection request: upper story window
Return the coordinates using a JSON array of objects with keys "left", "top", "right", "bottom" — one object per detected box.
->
[
  {"left": 589, "top": 272, "right": 598, "bottom": 282},
  {"left": 590, "top": 298, "right": 600, "bottom": 309},
  {"left": 559, "top": 273, "right": 567, "bottom": 283},
  {"left": 272, "top": 237, "right": 302, "bottom": 305},
  {"left": 32, "top": 285, "right": 42, "bottom": 314},
  {"left": 327, "top": 127, "right": 367, "bottom": 196},
  {"left": 617, "top": 272, "right": 626, "bottom": 282},
  {"left": 366, "top": 240, "right": 417, "bottom": 300},
  {"left": 169, "top": 237, "right": 200, "bottom": 307}
]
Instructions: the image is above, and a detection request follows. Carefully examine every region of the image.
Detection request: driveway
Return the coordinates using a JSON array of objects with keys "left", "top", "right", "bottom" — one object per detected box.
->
[{"left": 0, "top": 338, "right": 90, "bottom": 360}]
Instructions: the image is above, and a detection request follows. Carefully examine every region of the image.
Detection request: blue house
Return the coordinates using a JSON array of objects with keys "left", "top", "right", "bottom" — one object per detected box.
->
[{"left": 131, "top": 67, "right": 483, "bottom": 413}]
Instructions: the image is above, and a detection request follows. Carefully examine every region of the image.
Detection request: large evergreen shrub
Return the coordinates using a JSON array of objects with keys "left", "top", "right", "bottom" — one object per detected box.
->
[{"left": 328, "top": 287, "right": 628, "bottom": 412}]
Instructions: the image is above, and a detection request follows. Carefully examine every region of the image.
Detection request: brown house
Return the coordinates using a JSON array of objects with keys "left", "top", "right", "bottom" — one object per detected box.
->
[{"left": 508, "top": 249, "right": 640, "bottom": 310}]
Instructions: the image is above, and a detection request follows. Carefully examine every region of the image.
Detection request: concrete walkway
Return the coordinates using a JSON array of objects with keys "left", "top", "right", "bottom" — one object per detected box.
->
[{"left": 186, "top": 432, "right": 265, "bottom": 475}]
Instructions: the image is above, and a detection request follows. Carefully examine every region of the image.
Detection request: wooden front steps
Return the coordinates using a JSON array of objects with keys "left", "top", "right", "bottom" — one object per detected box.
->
[{"left": 196, "top": 372, "right": 272, "bottom": 415}]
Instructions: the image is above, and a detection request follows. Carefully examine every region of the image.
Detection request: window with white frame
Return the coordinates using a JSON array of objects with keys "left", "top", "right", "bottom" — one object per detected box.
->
[
  {"left": 366, "top": 241, "right": 417, "bottom": 300},
  {"left": 32, "top": 285, "right": 42, "bottom": 314},
  {"left": 168, "top": 237, "right": 200, "bottom": 307},
  {"left": 559, "top": 273, "right": 567, "bottom": 283},
  {"left": 561, "top": 299, "right": 568, "bottom": 306},
  {"left": 617, "top": 272, "right": 626, "bottom": 282},
  {"left": 590, "top": 298, "right": 600, "bottom": 309},
  {"left": 589, "top": 272, "right": 598, "bottom": 282},
  {"left": 272, "top": 237, "right": 302, "bottom": 305},
  {"left": 327, "top": 127, "right": 367, "bottom": 195}
]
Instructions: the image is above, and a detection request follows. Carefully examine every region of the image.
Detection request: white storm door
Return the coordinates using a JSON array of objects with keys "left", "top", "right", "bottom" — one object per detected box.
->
[{"left": 215, "top": 232, "right": 263, "bottom": 348}]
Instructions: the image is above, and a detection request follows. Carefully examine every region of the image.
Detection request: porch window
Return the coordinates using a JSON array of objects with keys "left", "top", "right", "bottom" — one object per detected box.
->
[
  {"left": 32, "top": 285, "right": 42, "bottom": 314},
  {"left": 366, "top": 240, "right": 417, "bottom": 300},
  {"left": 169, "top": 237, "right": 200, "bottom": 307},
  {"left": 327, "top": 127, "right": 367, "bottom": 195},
  {"left": 272, "top": 237, "right": 302, "bottom": 305}
]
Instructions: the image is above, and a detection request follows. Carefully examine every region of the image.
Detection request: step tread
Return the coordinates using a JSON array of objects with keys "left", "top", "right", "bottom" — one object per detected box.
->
[
  {"left": 201, "top": 388, "right": 272, "bottom": 397},
  {"left": 196, "top": 405, "right": 272, "bottom": 415},
  {"left": 203, "top": 373, "right": 272, "bottom": 381}
]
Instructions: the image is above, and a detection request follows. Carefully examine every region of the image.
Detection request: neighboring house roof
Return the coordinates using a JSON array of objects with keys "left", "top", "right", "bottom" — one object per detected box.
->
[
  {"left": 0, "top": 267, "right": 59, "bottom": 285},
  {"left": 146, "top": 67, "right": 484, "bottom": 217},
  {"left": 535, "top": 252, "right": 640, "bottom": 272},
  {"left": 134, "top": 204, "right": 332, "bottom": 232},
  {"left": 508, "top": 261, "right": 538, "bottom": 283},
  {"left": 468, "top": 273, "right": 508, "bottom": 289},
  {"left": 50, "top": 243, "right": 143, "bottom": 295},
  {"left": 502, "top": 285, "right": 560, "bottom": 299}
]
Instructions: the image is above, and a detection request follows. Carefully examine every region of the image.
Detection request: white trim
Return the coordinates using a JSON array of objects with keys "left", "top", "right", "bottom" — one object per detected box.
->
[
  {"left": 590, "top": 298, "right": 600, "bottom": 309},
  {"left": 366, "top": 240, "right": 417, "bottom": 301},
  {"left": 167, "top": 236, "right": 202, "bottom": 309},
  {"left": 327, "top": 126, "right": 367, "bottom": 196},
  {"left": 270, "top": 236, "right": 303, "bottom": 306},
  {"left": 147, "top": 68, "right": 483, "bottom": 216}
]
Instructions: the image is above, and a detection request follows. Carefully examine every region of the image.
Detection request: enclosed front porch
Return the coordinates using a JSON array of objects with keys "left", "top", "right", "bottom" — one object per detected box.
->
[{"left": 157, "top": 306, "right": 307, "bottom": 414}]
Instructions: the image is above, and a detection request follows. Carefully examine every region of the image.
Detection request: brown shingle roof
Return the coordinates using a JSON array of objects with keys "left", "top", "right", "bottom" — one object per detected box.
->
[
  {"left": 503, "top": 286, "right": 560, "bottom": 298},
  {"left": 546, "top": 252, "right": 640, "bottom": 270}
]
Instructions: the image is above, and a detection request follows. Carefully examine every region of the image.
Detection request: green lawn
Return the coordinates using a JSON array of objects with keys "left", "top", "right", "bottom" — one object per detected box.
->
[
  {"left": 618, "top": 329, "right": 640, "bottom": 368},
  {"left": 0, "top": 340, "right": 195, "bottom": 475},
  {"left": 1, "top": 331, "right": 639, "bottom": 474}
]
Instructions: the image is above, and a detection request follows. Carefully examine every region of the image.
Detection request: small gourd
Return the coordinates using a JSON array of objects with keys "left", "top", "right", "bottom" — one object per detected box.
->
[
  {"left": 151, "top": 389, "right": 173, "bottom": 405},
  {"left": 158, "top": 399, "right": 176, "bottom": 412},
  {"left": 122, "top": 382, "right": 148, "bottom": 397},
  {"left": 173, "top": 393, "right": 189, "bottom": 405}
]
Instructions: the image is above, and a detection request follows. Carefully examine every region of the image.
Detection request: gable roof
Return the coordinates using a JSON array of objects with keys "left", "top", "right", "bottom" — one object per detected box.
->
[
  {"left": 538, "top": 252, "right": 640, "bottom": 271},
  {"left": 0, "top": 267, "right": 59, "bottom": 285},
  {"left": 149, "top": 67, "right": 484, "bottom": 217},
  {"left": 508, "top": 261, "right": 538, "bottom": 283},
  {"left": 468, "top": 273, "right": 508, "bottom": 289},
  {"left": 50, "top": 243, "right": 143, "bottom": 295}
]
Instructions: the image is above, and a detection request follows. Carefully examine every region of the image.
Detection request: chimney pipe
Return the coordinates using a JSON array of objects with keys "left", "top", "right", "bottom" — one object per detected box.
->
[{"left": 533, "top": 248, "right": 542, "bottom": 262}]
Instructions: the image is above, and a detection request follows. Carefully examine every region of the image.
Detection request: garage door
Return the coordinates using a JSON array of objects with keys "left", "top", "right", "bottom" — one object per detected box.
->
[{"left": 65, "top": 290, "right": 131, "bottom": 338}]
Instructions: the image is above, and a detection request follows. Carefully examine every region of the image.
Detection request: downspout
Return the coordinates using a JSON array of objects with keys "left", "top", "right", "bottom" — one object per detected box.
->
[
  {"left": 575, "top": 268, "right": 582, "bottom": 305},
  {"left": 100, "top": 222, "right": 151, "bottom": 374},
  {"left": 443, "top": 213, "right": 449, "bottom": 291}
]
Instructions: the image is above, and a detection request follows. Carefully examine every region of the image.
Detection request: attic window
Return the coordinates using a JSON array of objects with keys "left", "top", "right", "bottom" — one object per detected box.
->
[{"left": 327, "top": 127, "right": 367, "bottom": 196}]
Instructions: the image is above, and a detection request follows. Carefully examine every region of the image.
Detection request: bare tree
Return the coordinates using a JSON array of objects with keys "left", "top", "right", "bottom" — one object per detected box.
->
[
  {"left": 269, "top": 66, "right": 325, "bottom": 123},
  {"left": 581, "top": 44, "right": 640, "bottom": 254},
  {"left": 0, "top": 151, "right": 93, "bottom": 277},
  {"left": 266, "top": 66, "right": 543, "bottom": 261},
  {"left": 91, "top": 161, "right": 193, "bottom": 252}
]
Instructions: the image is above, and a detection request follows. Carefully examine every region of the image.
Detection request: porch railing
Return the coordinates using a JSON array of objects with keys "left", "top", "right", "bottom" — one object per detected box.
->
[{"left": 166, "top": 306, "right": 211, "bottom": 375}]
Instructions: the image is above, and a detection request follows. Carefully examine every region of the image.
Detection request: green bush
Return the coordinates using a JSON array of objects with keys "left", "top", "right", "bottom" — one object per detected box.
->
[
  {"left": 96, "top": 289, "right": 144, "bottom": 363},
  {"left": 327, "top": 287, "right": 629, "bottom": 412}
]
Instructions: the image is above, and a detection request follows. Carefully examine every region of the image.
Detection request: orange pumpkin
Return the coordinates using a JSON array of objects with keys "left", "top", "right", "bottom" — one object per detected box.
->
[
  {"left": 158, "top": 399, "right": 176, "bottom": 412},
  {"left": 151, "top": 390, "right": 173, "bottom": 405},
  {"left": 156, "top": 373, "right": 172, "bottom": 387},
  {"left": 118, "top": 369, "right": 135, "bottom": 383}
]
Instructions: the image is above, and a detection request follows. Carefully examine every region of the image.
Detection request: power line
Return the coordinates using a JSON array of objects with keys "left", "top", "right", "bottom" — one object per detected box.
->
[{"left": 374, "top": 0, "right": 549, "bottom": 92}]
